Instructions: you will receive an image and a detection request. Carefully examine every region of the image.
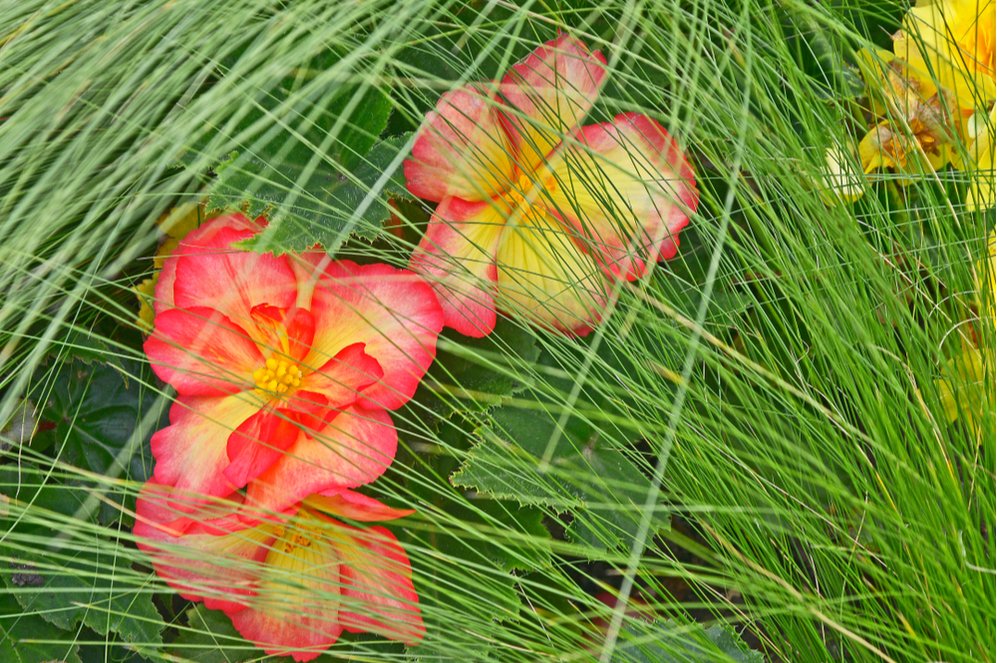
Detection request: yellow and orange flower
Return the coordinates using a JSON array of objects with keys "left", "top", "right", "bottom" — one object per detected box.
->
[
  {"left": 894, "top": 0, "right": 996, "bottom": 108},
  {"left": 134, "top": 482, "right": 424, "bottom": 662},
  {"left": 143, "top": 214, "right": 443, "bottom": 513},
  {"left": 855, "top": 48, "right": 961, "bottom": 175},
  {"left": 404, "top": 34, "right": 699, "bottom": 337}
]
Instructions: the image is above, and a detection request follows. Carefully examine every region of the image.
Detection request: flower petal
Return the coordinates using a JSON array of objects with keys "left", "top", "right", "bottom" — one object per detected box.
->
[
  {"left": 151, "top": 394, "right": 263, "bottom": 504},
  {"left": 547, "top": 114, "right": 698, "bottom": 281},
  {"left": 145, "top": 306, "right": 262, "bottom": 397},
  {"left": 133, "top": 482, "right": 273, "bottom": 612},
  {"left": 250, "top": 305, "right": 315, "bottom": 362},
  {"left": 409, "top": 197, "right": 506, "bottom": 337},
  {"left": 223, "top": 409, "right": 302, "bottom": 489},
  {"left": 154, "top": 213, "right": 262, "bottom": 314},
  {"left": 245, "top": 406, "right": 397, "bottom": 514},
  {"left": 495, "top": 213, "right": 608, "bottom": 335},
  {"left": 404, "top": 85, "right": 516, "bottom": 202},
  {"left": 225, "top": 521, "right": 345, "bottom": 662},
  {"left": 338, "top": 524, "right": 425, "bottom": 645},
  {"left": 298, "top": 342, "right": 383, "bottom": 409},
  {"left": 498, "top": 34, "right": 607, "bottom": 173},
  {"left": 170, "top": 220, "right": 298, "bottom": 332},
  {"left": 307, "top": 489, "right": 415, "bottom": 522},
  {"left": 299, "top": 260, "right": 444, "bottom": 409}
]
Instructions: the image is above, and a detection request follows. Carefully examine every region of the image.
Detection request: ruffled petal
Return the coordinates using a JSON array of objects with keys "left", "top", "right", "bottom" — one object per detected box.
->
[
  {"left": 151, "top": 394, "right": 264, "bottom": 504},
  {"left": 225, "top": 518, "right": 345, "bottom": 662},
  {"left": 133, "top": 482, "right": 274, "bottom": 612},
  {"left": 297, "top": 342, "right": 383, "bottom": 409},
  {"left": 145, "top": 306, "right": 262, "bottom": 397},
  {"left": 307, "top": 490, "right": 415, "bottom": 522},
  {"left": 404, "top": 85, "right": 516, "bottom": 202},
  {"left": 547, "top": 114, "right": 698, "bottom": 281},
  {"left": 498, "top": 34, "right": 607, "bottom": 173},
  {"left": 154, "top": 213, "right": 262, "bottom": 314},
  {"left": 170, "top": 219, "right": 298, "bottom": 331},
  {"left": 495, "top": 213, "right": 608, "bottom": 335},
  {"left": 337, "top": 524, "right": 425, "bottom": 645},
  {"left": 245, "top": 406, "right": 397, "bottom": 514},
  {"left": 409, "top": 197, "right": 506, "bottom": 337},
  {"left": 249, "top": 305, "right": 315, "bottom": 362},
  {"left": 223, "top": 409, "right": 302, "bottom": 489},
  {"left": 299, "top": 260, "right": 444, "bottom": 409}
]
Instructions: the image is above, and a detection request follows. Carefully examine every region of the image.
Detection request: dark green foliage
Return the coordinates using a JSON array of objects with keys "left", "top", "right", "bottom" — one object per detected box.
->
[
  {"left": 452, "top": 403, "right": 659, "bottom": 554},
  {"left": 614, "top": 619, "right": 763, "bottom": 662},
  {"left": 241, "top": 132, "right": 416, "bottom": 253},
  {"left": 0, "top": 467, "right": 164, "bottom": 647}
]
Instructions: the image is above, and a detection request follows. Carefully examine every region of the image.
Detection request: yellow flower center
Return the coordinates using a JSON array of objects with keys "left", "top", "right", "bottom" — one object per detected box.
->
[
  {"left": 270, "top": 522, "right": 319, "bottom": 554},
  {"left": 252, "top": 356, "right": 303, "bottom": 396},
  {"left": 499, "top": 171, "right": 552, "bottom": 222}
]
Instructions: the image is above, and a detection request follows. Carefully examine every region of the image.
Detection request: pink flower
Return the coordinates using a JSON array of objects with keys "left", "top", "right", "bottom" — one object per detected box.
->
[
  {"left": 134, "top": 482, "right": 424, "bottom": 662},
  {"left": 405, "top": 34, "right": 699, "bottom": 337},
  {"left": 144, "top": 214, "right": 443, "bottom": 513}
]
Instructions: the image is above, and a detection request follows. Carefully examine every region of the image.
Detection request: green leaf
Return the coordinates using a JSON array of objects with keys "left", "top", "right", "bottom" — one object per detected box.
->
[
  {"left": 451, "top": 404, "right": 660, "bottom": 554},
  {"left": 168, "top": 604, "right": 255, "bottom": 662},
  {"left": 239, "top": 131, "right": 416, "bottom": 254},
  {"left": 613, "top": 619, "right": 763, "bottom": 663},
  {"left": 419, "top": 320, "right": 542, "bottom": 420},
  {"left": 39, "top": 358, "right": 166, "bottom": 526},
  {"left": 44, "top": 358, "right": 163, "bottom": 480},
  {"left": 0, "top": 593, "right": 82, "bottom": 663},
  {"left": 0, "top": 467, "right": 165, "bottom": 646}
]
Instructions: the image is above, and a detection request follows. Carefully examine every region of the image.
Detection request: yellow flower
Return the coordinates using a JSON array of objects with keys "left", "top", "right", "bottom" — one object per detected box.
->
[
  {"left": 953, "top": 105, "right": 995, "bottom": 209},
  {"left": 134, "top": 202, "right": 204, "bottom": 331},
  {"left": 935, "top": 230, "right": 996, "bottom": 433},
  {"left": 854, "top": 48, "right": 960, "bottom": 176},
  {"left": 894, "top": 0, "right": 996, "bottom": 108},
  {"left": 936, "top": 343, "right": 990, "bottom": 428},
  {"left": 819, "top": 144, "right": 866, "bottom": 203}
]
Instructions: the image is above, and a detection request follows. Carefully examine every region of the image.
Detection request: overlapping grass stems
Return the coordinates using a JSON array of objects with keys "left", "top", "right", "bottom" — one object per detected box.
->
[{"left": 0, "top": 0, "right": 992, "bottom": 661}]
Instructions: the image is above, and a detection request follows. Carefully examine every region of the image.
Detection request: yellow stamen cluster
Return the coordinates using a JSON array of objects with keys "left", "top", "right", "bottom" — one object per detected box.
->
[
  {"left": 271, "top": 521, "right": 320, "bottom": 554},
  {"left": 500, "top": 172, "right": 552, "bottom": 222},
  {"left": 253, "top": 356, "right": 303, "bottom": 395}
]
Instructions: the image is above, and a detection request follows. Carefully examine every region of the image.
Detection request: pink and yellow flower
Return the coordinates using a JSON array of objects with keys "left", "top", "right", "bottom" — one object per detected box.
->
[
  {"left": 144, "top": 214, "right": 443, "bottom": 513},
  {"left": 405, "top": 34, "right": 699, "bottom": 337},
  {"left": 134, "top": 482, "right": 424, "bottom": 662}
]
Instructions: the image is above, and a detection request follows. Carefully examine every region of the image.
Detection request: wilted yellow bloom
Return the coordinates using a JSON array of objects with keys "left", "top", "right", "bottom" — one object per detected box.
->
[
  {"left": 894, "top": 0, "right": 996, "bottom": 108},
  {"left": 855, "top": 48, "right": 960, "bottom": 175},
  {"left": 134, "top": 202, "right": 204, "bottom": 331}
]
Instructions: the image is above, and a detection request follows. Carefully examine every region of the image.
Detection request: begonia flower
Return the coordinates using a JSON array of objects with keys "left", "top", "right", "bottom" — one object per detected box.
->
[
  {"left": 144, "top": 214, "right": 443, "bottom": 513},
  {"left": 404, "top": 34, "right": 699, "bottom": 337},
  {"left": 134, "top": 482, "right": 424, "bottom": 662},
  {"left": 855, "top": 48, "right": 961, "bottom": 175},
  {"left": 894, "top": 0, "right": 995, "bottom": 108}
]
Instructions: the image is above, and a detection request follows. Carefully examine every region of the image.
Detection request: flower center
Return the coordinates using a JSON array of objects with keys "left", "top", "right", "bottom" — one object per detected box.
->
[
  {"left": 252, "top": 356, "right": 303, "bottom": 396},
  {"left": 499, "top": 171, "right": 551, "bottom": 222},
  {"left": 270, "top": 522, "right": 318, "bottom": 554}
]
